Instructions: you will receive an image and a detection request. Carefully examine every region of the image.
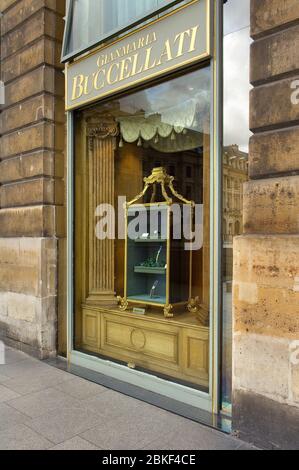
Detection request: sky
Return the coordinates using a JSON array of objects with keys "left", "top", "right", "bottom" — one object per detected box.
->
[
  {"left": 119, "top": 0, "right": 252, "bottom": 152},
  {"left": 223, "top": 0, "right": 252, "bottom": 152}
]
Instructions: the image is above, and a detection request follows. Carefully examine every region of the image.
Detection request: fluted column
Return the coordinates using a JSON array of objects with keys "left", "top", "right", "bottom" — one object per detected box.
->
[{"left": 86, "top": 114, "right": 119, "bottom": 306}]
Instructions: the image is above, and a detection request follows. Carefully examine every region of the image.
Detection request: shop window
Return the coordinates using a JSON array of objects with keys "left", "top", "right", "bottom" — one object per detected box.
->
[{"left": 74, "top": 67, "right": 211, "bottom": 392}]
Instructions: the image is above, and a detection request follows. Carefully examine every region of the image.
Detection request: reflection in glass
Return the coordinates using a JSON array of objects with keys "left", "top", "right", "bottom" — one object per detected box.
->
[
  {"left": 222, "top": 0, "right": 251, "bottom": 413},
  {"left": 65, "top": 0, "right": 186, "bottom": 56}
]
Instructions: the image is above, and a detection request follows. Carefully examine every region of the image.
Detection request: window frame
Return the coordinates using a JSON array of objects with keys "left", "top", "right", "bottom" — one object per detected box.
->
[{"left": 61, "top": 0, "right": 186, "bottom": 63}]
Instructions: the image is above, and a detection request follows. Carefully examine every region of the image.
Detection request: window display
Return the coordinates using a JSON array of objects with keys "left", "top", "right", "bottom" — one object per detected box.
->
[{"left": 74, "top": 67, "right": 211, "bottom": 390}]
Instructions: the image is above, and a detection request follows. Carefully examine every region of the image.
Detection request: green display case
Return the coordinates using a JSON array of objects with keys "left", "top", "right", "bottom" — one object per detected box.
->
[{"left": 118, "top": 167, "right": 198, "bottom": 318}]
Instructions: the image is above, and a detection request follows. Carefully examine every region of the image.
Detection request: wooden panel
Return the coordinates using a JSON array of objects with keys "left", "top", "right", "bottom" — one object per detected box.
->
[
  {"left": 102, "top": 314, "right": 179, "bottom": 365},
  {"left": 81, "top": 307, "right": 209, "bottom": 388},
  {"left": 82, "top": 309, "right": 99, "bottom": 352},
  {"left": 182, "top": 328, "right": 209, "bottom": 385}
]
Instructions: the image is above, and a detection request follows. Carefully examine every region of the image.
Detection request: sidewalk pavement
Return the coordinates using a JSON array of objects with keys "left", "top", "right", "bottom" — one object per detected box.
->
[{"left": 0, "top": 346, "right": 256, "bottom": 451}]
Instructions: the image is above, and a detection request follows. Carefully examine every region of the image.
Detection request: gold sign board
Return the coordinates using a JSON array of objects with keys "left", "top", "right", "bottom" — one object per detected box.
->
[{"left": 65, "top": 0, "right": 210, "bottom": 111}]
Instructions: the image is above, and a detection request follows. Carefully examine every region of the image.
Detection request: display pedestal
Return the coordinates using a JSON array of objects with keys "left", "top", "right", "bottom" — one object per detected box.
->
[{"left": 81, "top": 305, "right": 209, "bottom": 389}]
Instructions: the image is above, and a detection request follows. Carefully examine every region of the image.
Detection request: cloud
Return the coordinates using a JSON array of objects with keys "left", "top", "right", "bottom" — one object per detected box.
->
[
  {"left": 224, "top": 28, "right": 252, "bottom": 152},
  {"left": 223, "top": 0, "right": 252, "bottom": 152},
  {"left": 223, "top": 0, "right": 250, "bottom": 36}
]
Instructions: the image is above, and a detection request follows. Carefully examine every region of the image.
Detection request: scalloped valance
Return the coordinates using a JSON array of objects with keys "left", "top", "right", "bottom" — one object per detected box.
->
[{"left": 117, "top": 96, "right": 209, "bottom": 153}]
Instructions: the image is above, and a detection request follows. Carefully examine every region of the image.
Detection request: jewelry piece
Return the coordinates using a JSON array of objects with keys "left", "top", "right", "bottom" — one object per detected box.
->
[
  {"left": 150, "top": 280, "right": 159, "bottom": 299},
  {"left": 155, "top": 245, "right": 163, "bottom": 265}
]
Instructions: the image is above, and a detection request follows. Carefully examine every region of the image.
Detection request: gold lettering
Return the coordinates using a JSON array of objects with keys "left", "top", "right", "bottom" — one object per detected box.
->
[
  {"left": 119, "top": 57, "right": 132, "bottom": 81},
  {"left": 189, "top": 25, "right": 199, "bottom": 52},
  {"left": 93, "top": 69, "right": 106, "bottom": 90},
  {"left": 156, "top": 39, "right": 173, "bottom": 66},
  {"left": 138, "top": 37, "right": 145, "bottom": 49},
  {"left": 174, "top": 29, "right": 191, "bottom": 57},
  {"left": 143, "top": 47, "right": 157, "bottom": 71},
  {"left": 97, "top": 55, "right": 108, "bottom": 67},
  {"left": 83, "top": 75, "right": 92, "bottom": 95},
  {"left": 107, "top": 62, "right": 120, "bottom": 85},
  {"left": 131, "top": 53, "right": 143, "bottom": 76},
  {"left": 71, "top": 74, "right": 84, "bottom": 100},
  {"left": 71, "top": 20, "right": 200, "bottom": 104}
]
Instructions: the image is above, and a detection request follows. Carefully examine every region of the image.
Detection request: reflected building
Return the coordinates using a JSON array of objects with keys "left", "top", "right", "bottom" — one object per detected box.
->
[{"left": 223, "top": 145, "right": 248, "bottom": 281}]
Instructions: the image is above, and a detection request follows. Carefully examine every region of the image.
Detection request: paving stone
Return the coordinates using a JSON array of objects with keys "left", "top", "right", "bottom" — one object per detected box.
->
[
  {"left": 2, "top": 347, "right": 29, "bottom": 365},
  {"left": 54, "top": 376, "right": 108, "bottom": 400},
  {"left": 82, "top": 389, "right": 160, "bottom": 421},
  {"left": 143, "top": 428, "right": 240, "bottom": 450},
  {"left": 0, "top": 373, "right": 10, "bottom": 384},
  {"left": 162, "top": 429, "right": 241, "bottom": 451},
  {"left": 141, "top": 438, "right": 176, "bottom": 450},
  {"left": 0, "top": 424, "right": 52, "bottom": 450},
  {"left": 0, "top": 358, "right": 50, "bottom": 379},
  {"left": 236, "top": 442, "right": 259, "bottom": 450},
  {"left": 81, "top": 418, "right": 151, "bottom": 450},
  {"left": 0, "top": 403, "right": 29, "bottom": 429},
  {"left": 0, "top": 384, "right": 21, "bottom": 403},
  {"left": 141, "top": 417, "right": 242, "bottom": 450},
  {"left": 26, "top": 405, "right": 104, "bottom": 445},
  {"left": 7, "top": 387, "right": 83, "bottom": 419},
  {"left": 142, "top": 420, "right": 242, "bottom": 450},
  {"left": 50, "top": 436, "right": 100, "bottom": 451},
  {"left": 80, "top": 408, "right": 198, "bottom": 450},
  {"left": 3, "top": 368, "right": 73, "bottom": 395}
]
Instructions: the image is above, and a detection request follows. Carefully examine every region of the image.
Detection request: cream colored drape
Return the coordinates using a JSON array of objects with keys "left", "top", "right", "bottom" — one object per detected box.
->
[{"left": 117, "top": 96, "right": 209, "bottom": 153}]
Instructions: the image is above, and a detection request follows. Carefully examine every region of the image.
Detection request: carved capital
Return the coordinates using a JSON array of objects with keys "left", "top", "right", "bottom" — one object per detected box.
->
[{"left": 86, "top": 114, "right": 119, "bottom": 140}]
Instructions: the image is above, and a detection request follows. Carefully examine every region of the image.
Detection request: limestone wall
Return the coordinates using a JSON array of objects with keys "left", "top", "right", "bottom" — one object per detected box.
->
[
  {"left": 233, "top": 0, "right": 299, "bottom": 449},
  {"left": 0, "top": 0, "right": 66, "bottom": 358}
]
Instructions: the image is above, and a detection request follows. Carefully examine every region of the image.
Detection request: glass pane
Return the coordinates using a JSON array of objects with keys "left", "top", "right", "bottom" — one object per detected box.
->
[
  {"left": 74, "top": 67, "right": 211, "bottom": 392},
  {"left": 127, "top": 206, "right": 168, "bottom": 305},
  {"left": 222, "top": 0, "right": 251, "bottom": 413},
  {"left": 65, "top": 0, "right": 180, "bottom": 57}
]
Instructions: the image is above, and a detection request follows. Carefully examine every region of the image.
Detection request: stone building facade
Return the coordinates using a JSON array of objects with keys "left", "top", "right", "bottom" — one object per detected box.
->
[
  {"left": 233, "top": 0, "right": 299, "bottom": 449},
  {"left": 0, "top": 0, "right": 298, "bottom": 450},
  {"left": 0, "top": 0, "right": 66, "bottom": 358}
]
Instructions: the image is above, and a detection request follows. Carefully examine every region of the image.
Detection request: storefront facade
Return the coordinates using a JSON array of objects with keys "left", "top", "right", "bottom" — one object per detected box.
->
[
  {"left": 0, "top": 0, "right": 298, "bottom": 449},
  {"left": 64, "top": 0, "right": 222, "bottom": 420}
]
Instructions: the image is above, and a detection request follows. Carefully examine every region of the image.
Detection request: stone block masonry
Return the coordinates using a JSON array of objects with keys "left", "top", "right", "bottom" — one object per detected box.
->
[
  {"left": 232, "top": 0, "right": 299, "bottom": 449},
  {"left": 0, "top": 0, "right": 66, "bottom": 358}
]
